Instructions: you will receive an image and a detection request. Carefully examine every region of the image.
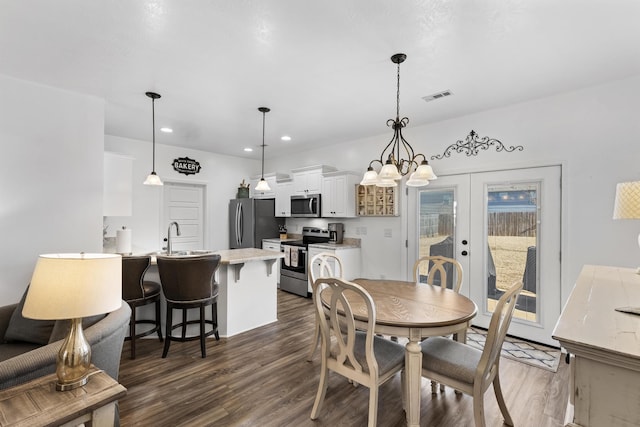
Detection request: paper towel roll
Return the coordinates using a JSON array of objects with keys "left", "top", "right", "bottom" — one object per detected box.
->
[{"left": 116, "top": 228, "right": 132, "bottom": 254}]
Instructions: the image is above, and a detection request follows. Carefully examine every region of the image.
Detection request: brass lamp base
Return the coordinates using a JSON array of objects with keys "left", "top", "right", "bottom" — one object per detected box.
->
[
  {"left": 56, "top": 376, "right": 88, "bottom": 391},
  {"left": 55, "top": 317, "right": 91, "bottom": 392}
]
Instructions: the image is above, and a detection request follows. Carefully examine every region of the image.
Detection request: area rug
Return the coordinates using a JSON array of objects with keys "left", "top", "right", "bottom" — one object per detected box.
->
[{"left": 466, "top": 327, "right": 561, "bottom": 372}]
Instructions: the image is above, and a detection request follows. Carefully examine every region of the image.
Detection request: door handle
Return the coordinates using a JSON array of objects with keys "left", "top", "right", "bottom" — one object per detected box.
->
[
  {"left": 239, "top": 204, "right": 244, "bottom": 244},
  {"left": 236, "top": 203, "right": 241, "bottom": 246}
]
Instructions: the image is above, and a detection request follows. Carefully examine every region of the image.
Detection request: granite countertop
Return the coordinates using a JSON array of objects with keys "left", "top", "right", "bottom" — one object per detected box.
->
[{"left": 214, "top": 248, "right": 284, "bottom": 265}]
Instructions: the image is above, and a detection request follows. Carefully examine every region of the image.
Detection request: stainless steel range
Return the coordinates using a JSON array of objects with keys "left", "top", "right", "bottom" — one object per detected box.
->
[{"left": 280, "top": 227, "right": 330, "bottom": 297}]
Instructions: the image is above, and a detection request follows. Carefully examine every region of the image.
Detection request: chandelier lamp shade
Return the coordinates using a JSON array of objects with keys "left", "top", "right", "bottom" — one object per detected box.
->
[
  {"left": 143, "top": 91, "right": 163, "bottom": 186},
  {"left": 255, "top": 107, "right": 271, "bottom": 192},
  {"left": 361, "top": 53, "right": 436, "bottom": 188}
]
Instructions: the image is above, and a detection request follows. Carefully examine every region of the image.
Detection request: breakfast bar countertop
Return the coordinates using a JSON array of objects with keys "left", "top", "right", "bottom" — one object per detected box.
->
[{"left": 214, "top": 248, "right": 284, "bottom": 265}]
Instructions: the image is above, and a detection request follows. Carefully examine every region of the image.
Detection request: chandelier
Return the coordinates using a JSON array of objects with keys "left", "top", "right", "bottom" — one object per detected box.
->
[{"left": 361, "top": 53, "right": 436, "bottom": 188}]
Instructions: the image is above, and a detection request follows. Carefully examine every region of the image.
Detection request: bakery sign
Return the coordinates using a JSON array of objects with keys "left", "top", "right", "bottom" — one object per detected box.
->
[{"left": 172, "top": 157, "right": 201, "bottom": 176}]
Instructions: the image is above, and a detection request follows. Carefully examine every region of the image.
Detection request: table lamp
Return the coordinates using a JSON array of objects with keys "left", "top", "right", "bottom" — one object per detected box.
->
[
  {"left": 613, "top": 181, "right": 640, "bottom": 267},
  {"left": 22, "top": 253, "right": 122, "bottom": 391}
]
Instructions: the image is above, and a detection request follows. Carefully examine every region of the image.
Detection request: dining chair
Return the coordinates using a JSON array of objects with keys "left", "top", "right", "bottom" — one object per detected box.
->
[
  {"left": 156, "top": 254, "right": 221, "bottom": 358},
  {"left": 419, "top": 280, "right": 524, "bottom": 427},
  {"left": 122, "top": 255, "right": 163, "bottom": 359},
  {"left": 413, "top": 255, "right": 464, "bottom": 392},
  {"left": 310, "top": 277, "right": 405, "bottom": 427},
  {"left": 412, "top": 255, "right": 463, "bottom": 292},
  {"left": 306, "top": 252, "right": 344, "bottom": 361}
]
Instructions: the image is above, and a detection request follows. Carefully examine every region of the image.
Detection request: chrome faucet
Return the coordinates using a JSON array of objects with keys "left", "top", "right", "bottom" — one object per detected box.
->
[{"left": 167, "top": 221, "right": 181, "bottom": 255}]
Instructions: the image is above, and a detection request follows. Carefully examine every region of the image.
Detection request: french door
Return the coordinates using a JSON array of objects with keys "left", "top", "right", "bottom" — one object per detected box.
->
[{"left": 408, "top": 166, "right": 561, "bottom": 346}]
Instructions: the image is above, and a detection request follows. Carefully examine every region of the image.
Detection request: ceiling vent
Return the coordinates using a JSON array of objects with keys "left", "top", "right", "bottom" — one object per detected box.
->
[{"left": 422, "top": 90, "right": 453, "bottom": 102}]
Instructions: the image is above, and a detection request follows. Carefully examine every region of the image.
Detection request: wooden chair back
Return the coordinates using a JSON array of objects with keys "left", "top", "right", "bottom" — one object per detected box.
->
[
  {"left": 476, "top": 280, "right": 523, "bottom": 386},
  {"left": 413, "top": 255, "right": 463, "bottom": 293}
]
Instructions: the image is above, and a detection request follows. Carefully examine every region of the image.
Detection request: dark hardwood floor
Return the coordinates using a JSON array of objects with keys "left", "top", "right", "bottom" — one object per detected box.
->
[{"left": 118, "top": 290, "right": 569, "bottom": 426}]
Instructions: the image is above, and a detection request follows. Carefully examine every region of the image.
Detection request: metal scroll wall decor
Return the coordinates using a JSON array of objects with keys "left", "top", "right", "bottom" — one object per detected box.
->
[{"left": 431, "top": 130, "right": 524, "bottom": 160}]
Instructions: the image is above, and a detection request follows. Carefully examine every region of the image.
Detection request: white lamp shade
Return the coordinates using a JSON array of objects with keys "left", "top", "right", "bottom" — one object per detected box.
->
[
  {"left": 22, "top": 253, "right": 122, "bottom": 320},
  {"left": 414, "top": 163, "right": 437, "bottom": 180},
  {"left": 376, "top": 178, "right": 398, "bottom": 187},
  {"left": 406, "top": 172, "right": 430, "bottom": 187},
  {"left": 613, "top": 181, "right": 640, "bottom": 219},
  {"left": 379, "top": 162, "right": 402, "bottom": 181},
  {"left": 143, "top": 172, "right": 163, "bottom": 186},
  {"left": 255, "top": 178, "right": 271, "bottom": 192},
  {"left": 360, "top": 169, "right": 380, "bottom": 186}
]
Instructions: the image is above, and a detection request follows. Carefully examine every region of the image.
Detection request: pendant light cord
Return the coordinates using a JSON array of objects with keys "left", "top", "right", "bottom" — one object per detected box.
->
[
  {"left": 261, "top": 110, "right": 266, "bottom": 179},
  {"left": 396, "top": 60, "right": 401, "bottom": 121},
  {"left": 152, "top": 97, "right": 156, "bottom": 172}
]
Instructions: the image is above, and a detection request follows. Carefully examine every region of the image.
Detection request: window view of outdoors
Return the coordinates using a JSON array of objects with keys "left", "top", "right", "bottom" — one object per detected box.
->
[
  {"left": 418, "top": 184, "right": 539, "bottom": 321},
  {"left": 418, "top": 190, "right": 455, "bottom": 284},
  {"left": 486, "top": 185, "right": 538, "bottom": 321}
]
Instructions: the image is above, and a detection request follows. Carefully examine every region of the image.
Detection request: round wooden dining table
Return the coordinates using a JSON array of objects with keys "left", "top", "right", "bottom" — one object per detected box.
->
[{"left": 349, "top": 278, "right": 477, "bottom": 427}]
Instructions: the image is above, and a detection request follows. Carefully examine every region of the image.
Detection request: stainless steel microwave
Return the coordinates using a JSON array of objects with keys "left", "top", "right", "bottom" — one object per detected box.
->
[{"left": 290, "top": 194, "right": 321, "bottom": 217}]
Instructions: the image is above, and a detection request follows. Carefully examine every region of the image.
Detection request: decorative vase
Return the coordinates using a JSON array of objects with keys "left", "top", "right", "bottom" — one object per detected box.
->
[{"left": 237, "top": 187, "right": 249, "bottom": 198}]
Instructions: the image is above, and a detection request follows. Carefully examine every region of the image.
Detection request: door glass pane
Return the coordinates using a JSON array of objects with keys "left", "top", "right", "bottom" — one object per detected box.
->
[
  {"left": 418, "top": 189, "right": 456, "bottom": 286},
  {"left": 486, "top": 183, "right": 538, "bottom": 322}
]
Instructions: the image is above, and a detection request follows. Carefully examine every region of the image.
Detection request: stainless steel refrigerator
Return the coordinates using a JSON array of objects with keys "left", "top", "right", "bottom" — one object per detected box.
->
[{"left": 229, "top": 198, "right": 284, "bottom": 249}]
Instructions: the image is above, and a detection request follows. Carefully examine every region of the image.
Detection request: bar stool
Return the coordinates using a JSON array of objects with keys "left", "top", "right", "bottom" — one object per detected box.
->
[
  {"left": 122, "top": 255, "right": 163, "bottom": 359},
  {"left": 156, "top": 254, "right": 221, "bottom": 358}
]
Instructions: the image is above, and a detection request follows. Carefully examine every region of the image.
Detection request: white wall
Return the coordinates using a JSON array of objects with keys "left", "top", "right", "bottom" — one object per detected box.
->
[
  {"left": 269, "top": 75, "right": 640, "bottom": 305},
  {"left": 104, "top": 135, "right": 259, "bottom": 253},
  {"left": 0, "top": 74, "right": 105, "bottom": 303}
]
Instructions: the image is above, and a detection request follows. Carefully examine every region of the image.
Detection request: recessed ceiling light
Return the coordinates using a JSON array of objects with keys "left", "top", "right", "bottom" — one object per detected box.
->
[
  {"left": 281, "top": 136, "right": 292, "bottom": 141},
  {"left": 160, "top": 127, "right": 173, "bottom": 133},
  {"left": 244, "top": 147, "right": 253, "bottom": 152}
]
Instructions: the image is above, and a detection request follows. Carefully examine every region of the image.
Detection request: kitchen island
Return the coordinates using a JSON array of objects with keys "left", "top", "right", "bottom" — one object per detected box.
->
[
  {"left": 135, "top": 248, "right": 283, "bottom": 339},
  {"left": 214, "top": 248, "right": 284, "bottom": 337}
]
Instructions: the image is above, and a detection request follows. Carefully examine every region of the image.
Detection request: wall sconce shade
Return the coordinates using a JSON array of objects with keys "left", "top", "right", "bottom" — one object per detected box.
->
[{"left": 22, "top": 253, "right": 122, "bottom": 391}]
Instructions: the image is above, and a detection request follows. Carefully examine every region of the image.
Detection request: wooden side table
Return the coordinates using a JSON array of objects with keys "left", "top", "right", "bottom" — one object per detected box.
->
[
  {"left": 553, "top": 265, "right": 640, "bottom": 427},
  {"left": 0, "top": 366, "right": 126, "bottom": 427}
]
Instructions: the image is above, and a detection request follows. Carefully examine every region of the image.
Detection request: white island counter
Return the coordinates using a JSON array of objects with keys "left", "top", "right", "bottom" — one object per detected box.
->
[{"left": 214, "top": 248, "right": 284, "bottom": 337}]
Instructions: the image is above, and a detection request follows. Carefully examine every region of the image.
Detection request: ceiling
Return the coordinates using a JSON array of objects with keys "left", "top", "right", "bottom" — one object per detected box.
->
[{"left": 2, "top": 1, "right": 640, "bottom": 159}]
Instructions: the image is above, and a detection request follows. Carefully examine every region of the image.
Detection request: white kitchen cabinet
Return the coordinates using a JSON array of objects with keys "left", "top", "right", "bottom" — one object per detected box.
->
[
  {"left": 307, "top": 245, "right": 361, "bottom": 294},
  {"left": 262, "top": 239, "right": 282, "bottom": 285},
  {"left": 322, "top": 171, "right": 360, "bottom": 218},
  {"left": 291, "top": 165, "right": 336, "bottom": 195},
  {"left": 275, "top": 180, "right": 292, "bottom": 217},
  {"left": 103, "top": 152, "right": 133, "bottom": 216}
]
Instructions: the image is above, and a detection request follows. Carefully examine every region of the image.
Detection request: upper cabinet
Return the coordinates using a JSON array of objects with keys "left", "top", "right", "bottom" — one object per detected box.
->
[
  {"left": 103, "top": 152, "right": 133, "bottom": 216},
  {"left": 275, "top": 179, "right": 293, "bottom": 217},
  {"left": 291, "top": 165, "right": 336, "bottom": 195},
  {"left": 356, "top": 184, "right": 399, "bottom": 216},
  {"left": 322, "top": 171, "right": 360, "bottom": 218}
]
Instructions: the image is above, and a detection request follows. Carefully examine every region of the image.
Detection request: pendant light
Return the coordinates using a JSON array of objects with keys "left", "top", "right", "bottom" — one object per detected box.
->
[
  {"left": 361, "top": 53, "right": 436, "bottom": 188},
  {"left": 255, "top": 107, "right": 271, "bottom": 192},
  {"left": 143, "top": 91, "right": 163, "bottom": 186}
]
